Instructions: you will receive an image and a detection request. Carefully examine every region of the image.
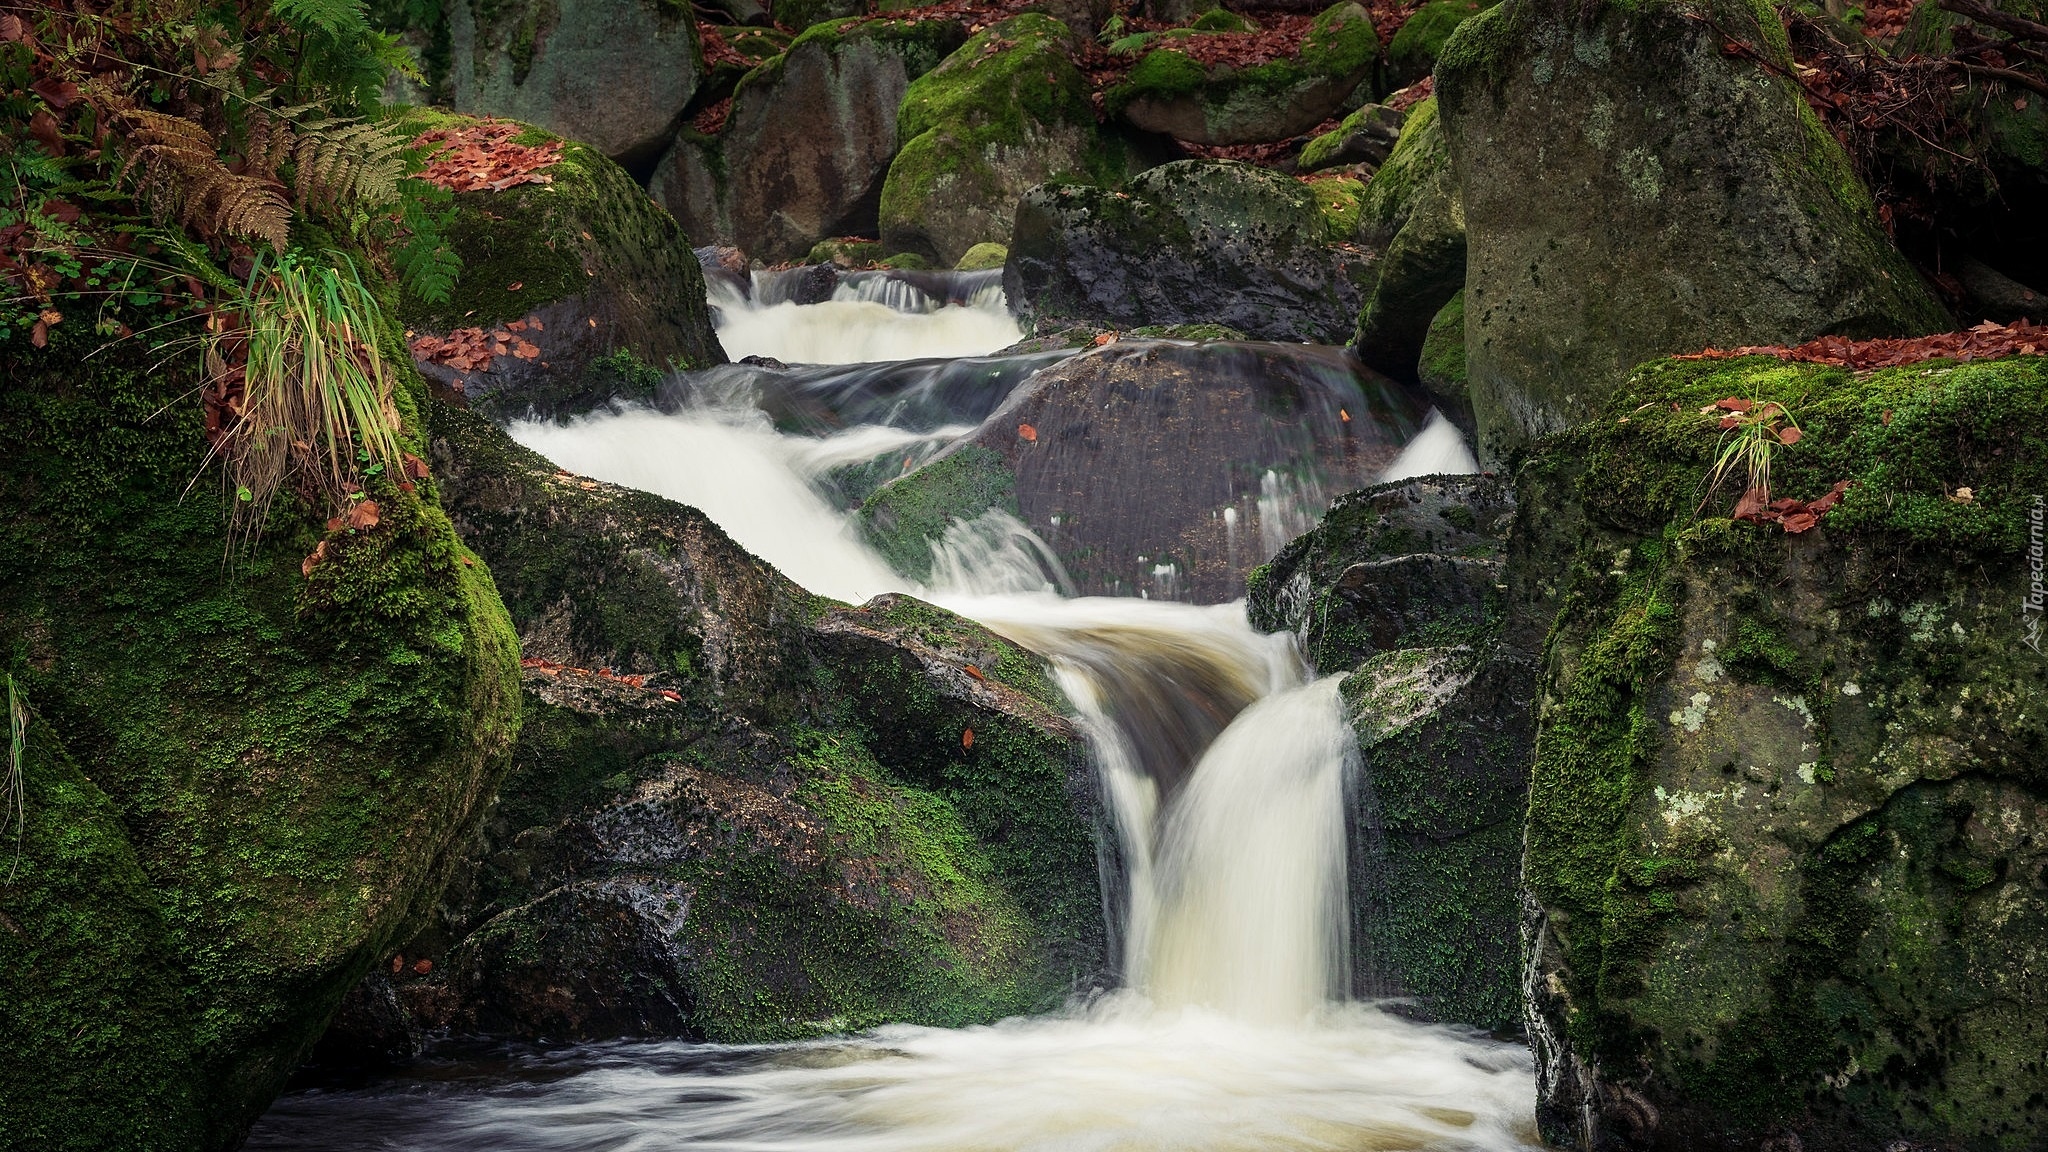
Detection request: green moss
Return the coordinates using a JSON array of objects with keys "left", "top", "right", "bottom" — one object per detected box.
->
[
  {"left": 955, "top": 241, "right": 1008, "bottom": 270},
  {"left": 880, "top": 251, "right": 932, "bottom": 270},
  {"left": 1306, "top": 175, "right": 1366, "bottom": 239},
  {"left": 1418, "top": 289, "right": 1466, "bottom": 385},
  {"left": 0, "top": 298, "right": 520, "bottom": 1145},
  {"left": 859, "top": 445, "right": 1020, "bottom": 581},
  {"left": 1125, "top": 322, "right": 1251, "bottom": 340},
  {"left": 808, "top": 237, "right": 889, "bottom": 266},
  {"left": 1355, "top": 96, "right": 1444, "bottom": 238},
  {"left": 1190, "top": 7, "right": 1259, "bottom": 30},
  {"left": 1386, "top": 0, "right": 1487, "bottom": 86}
]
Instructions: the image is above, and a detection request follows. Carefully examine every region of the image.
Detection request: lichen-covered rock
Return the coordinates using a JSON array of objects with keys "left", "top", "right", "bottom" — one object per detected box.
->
[
  {"left": 0, "top": 321, "right": 520, "bottom": 1148},
  {"left": 1246, "top": 477, "right": 1531, "bottom": 1030},
  {"left": 1298, "top": 101, "right": 1406, "bottom": 172},
  {"left": 719, "top": 16, "right": 968, "bottom": 261},
  {"left": 1384, "top": 0, "right": 1489, "bottom": 89},
  {"left": 878, "top": 15, "right": 1126, "bottom": 267},
  {"left": 1105, "top": 2, "right": 1381, "bottom": 144},
  {"left": 860, "top": 339, "right": 1427, "bottom": 600},
  {"left": 448, "top": 0, "right": 704, "bottom": 165},
  {"left": 1005, "top": 159, "right": 1376, "bottom": 342},
  {"left": 401, "top": 114, "right": 725, "bottom": 422},
  {"left": 1349, "top": 97, "right": 1466, "bottom": 383},
  {"left": 347, "top": 403, "right": 1109, "bottom": 1046},
  {"left": 1435, "top": 0, "right": 1952, "bottom": 464},
  {"left": 1513, "top": 352, "right": 2048, "bottom": 1151},
  {"left": 1416, "top": 289, "right": 1470, "bottom": 429}
]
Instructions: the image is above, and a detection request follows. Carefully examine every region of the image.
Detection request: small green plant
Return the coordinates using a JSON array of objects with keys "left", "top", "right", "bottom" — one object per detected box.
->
[
  {"left": 199, "top": 250, "right": 405, "bottom": 544},
  {"left": 1698, "top": 394, "right": 1802, "bottom": 517}
]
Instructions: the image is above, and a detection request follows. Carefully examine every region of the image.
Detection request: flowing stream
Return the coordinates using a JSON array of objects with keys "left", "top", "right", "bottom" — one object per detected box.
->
[{"left": 249, "top": 274, "right": 1530, "bottom": 1151}]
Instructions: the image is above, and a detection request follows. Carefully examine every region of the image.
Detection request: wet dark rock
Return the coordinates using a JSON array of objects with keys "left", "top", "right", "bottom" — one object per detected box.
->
[
  {"left": 324, "top": 403, "right": 1109, "bottom": 1048},
  {"left": 1435, "top": 0, "right": 1951, "bottom": 463},
  {"left": 1005, "top": 160, "right": 1375, "bottom": 343},
  {"left": 448, "top": 0, "right": 704, "bottom": 166},
  {"left": 711, "top": 16, "right": 968, "bottom": 261},
  {"left": 1248, "top": 475, "right": 1531, "bottom": 1031},
  {"left": 860, "top": 339, "right": 1428, "bottom": 601}
]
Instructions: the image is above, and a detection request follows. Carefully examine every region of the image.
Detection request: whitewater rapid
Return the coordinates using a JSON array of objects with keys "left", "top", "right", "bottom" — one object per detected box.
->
[{"left": 248, "top": 271, "right": 1532, "bottom": 1152}]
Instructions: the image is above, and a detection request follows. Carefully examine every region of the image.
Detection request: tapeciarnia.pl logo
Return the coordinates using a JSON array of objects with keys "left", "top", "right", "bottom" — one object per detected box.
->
[{"left": 2027, "top": 495, "right": 2045, "bottom": 654}]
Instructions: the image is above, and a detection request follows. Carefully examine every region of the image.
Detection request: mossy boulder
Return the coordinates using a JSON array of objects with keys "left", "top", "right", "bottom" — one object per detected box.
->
[
  {"left": 322, "top": 403, "right": 1110, "bottom": 1047},
  {"left": 956, "top": 241, "right": 1009, "bottom": 270},
  {"left": 1416, "top": 289, "right": 1470, "bottom": 429},
  {"left": 400, "top": 114, "right": 725, "bottom": 422},
  {"left": 1005, "top": 159, "right": 1376, "bottom": 342},
  {"left": 1298, "top": 101, "right": 1406, "bottom": 172},
  {"left": 718, "top": 16, "right": 969, "bottom": 261},
  {"left": 1105, "top": 2, "right": 1382, "bottom": 144},
  {"left": 1247, "top": 476, "right": 1530, "bottom": 1030},
  {"left": 1349, "top": 97, "right": 1467, "bottom": 384},
  {"left": 1513, "top": 352, "right": 2048, "bottom": 1151},
  {"left": 1384, "top": 0, "right": 1489, "bottom": 89},
  {"left": 861, "top": 339, "right": 1427, "bottom": 600},
  {"left": 1435, "top": 0, "right": 1952, "bottom": 464},
  {"left": 878, "top": 15, "right": 1127, "bottom": 267},
  {"left": 448, "top": 0, "right": 704, "bottom": 165},
  {"left": 0, "top": 316, "right": 521, "bottom": 1146},
  {"left": 773, "top": 0, "right": 861, "bottom": 31},
  {"left": 651, "top": 128, "right": 735, "bottom": 249}
]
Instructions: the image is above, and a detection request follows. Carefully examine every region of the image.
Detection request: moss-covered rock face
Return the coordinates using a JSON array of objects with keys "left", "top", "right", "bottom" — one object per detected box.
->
[
  {"left": 719, "top": 16, "right": 968, "bottom": 261},
  {"left": 1434, "top": 0, "right": 1953, "bottom": 466},
  {"left": 1416, "top": 289, "right": 1470, "bottom": 429},
  {"left": 1005, "top": 159, "right": 1376, "bottom": 342},
  {"left": 1384, "top": 0, "right": 1489, "bottom": 90},
  {"left": 861, "top": 340, "right": 1426, "bottom": 600},
  {"left": 878, "top": 15, "right": 1127, "bottom": 267},
  {"left": 1247, "top": 477, "right": 1531, "bottom": 1031},
  {"left": 1514, "top": 353, "right": 2048, "bottom": 1151},
  {"left": 400, "top": 114, "right": 725, "bottom": 422},
  {"left": 956, "top": 241, "right": 1009, "bottom": 270},
  {"left": 1299, "top": 102, "right": 1406, "bottom": 173},
  {"left": 0, "top": 328, "right": 521, "bottom": 1148},
  {"left": 1348, "top": 97, "right": 1467, "bottom": 383},
  {"left": 320, "top": 404, "right": 1109, "bottom": 1048},
  {"left": 1106, "top": 2, "right": 1381, "bottom": 145},
  {"left": 448, "top": 0, "right": 704, "bottom": 165}
]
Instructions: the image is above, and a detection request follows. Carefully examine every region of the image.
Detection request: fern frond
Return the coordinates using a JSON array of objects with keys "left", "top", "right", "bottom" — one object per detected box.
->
[
  {"left": 271, "top": 0, "right": 372, "bottom": 37},
  {"left": 292, "top": 117, "right": 405, "bottom": 210},
  {"left": 115, "top": 108, "right": 291, "bottom": 251}
]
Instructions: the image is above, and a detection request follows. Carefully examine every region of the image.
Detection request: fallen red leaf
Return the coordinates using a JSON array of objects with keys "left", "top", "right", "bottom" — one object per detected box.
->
[
  {"left": 345, "top": 500, "right": 381, "bottom": 530},
  {"left": 961, "top": 728, "right": 975, "bottom": 749},
  {"left": 412, "top": 959, "right": 434, "bottom": 975},
  {"left": 1018, "top": 423, "right": 1038, "bottom": 442},
  {"left": 303, "top": 539, "right": 329, "bottom": 577},
  {"left": 964, "top": 664, "right": 985, "bottom": 681},
  {"left": 1777, "top": 426, "right": 1803, "bottom": 446}
]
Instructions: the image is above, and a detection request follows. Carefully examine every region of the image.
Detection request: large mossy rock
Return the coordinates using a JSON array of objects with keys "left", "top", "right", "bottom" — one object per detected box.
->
[
  {"left": 1247, "top": 476, "right": 1531, "bottom": 1031},
  {"left": 1417, "top": 290, "right": 1470, "bottom": 427},
  {"left": 1513, "top": 352, "right": 2048, "bottom": 1151},
  {"left": 323, "top": 403, "right": 1109, "bottom": 1047},
  {"left": 717, "top": 16, "right": 968, "bottom": 261},
  {"left": 448, "top": 0, "right": 704, "bottom": 165},
  {"left": 859, "top": 339, "right": 1427, "bottom": 601},
  {"left": 1348, "top": 97, "right": 1466, "bottom": 383},
  {"left": 1005, "top": 159, "right": 1375, "bottom": 342},
  {"left": 1105, "top": 2, "right": 1381, "bottom": 144},
  {"left": 1298, "top": 102, "right": 1406, "bottom": 173},
  {"left": 400, "top": 115, "right": 725, "bottom": 422},
  {"left": 0, "top": 329, "right": 521, "bottom": 1147},
  {"left": 1434, "top": 0, "right": 1952, "bottom": 464},
  {"left": 878, "top": 15, "right": 1125, "bottom": 267}
]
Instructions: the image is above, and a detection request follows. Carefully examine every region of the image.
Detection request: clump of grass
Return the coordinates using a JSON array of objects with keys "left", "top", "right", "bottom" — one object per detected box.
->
[
  {"left": 1697, "top": 394, "right": 1802, "bottom": 518},
  {"left": 199, "top": 250, "right": 403, "bottom": 546},
  {"left": 6, "top": 675, "right": 25, "bottom": 882}
]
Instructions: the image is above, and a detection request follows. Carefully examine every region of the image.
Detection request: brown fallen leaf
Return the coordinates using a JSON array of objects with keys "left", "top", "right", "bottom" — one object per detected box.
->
[
  {"left": 412, "top": 959, "right": 434, "bottom": 975},
  {"left": 964, "top": 664, "right": 985, "bottom": 681},
  {"left": 302, "top": 539, "right": 329, "bottom": 577},
  {"left": 1777, "top": 426, "right": 1802, "bottom": 446},
  {"left": 961, "top": 728, "right": 975, "bottom": 749},
  {"left": 345, "top": 500, "right": 381, "bottom": 530},
  {"left": 1018, "top": 423, "right": 1038, "bottom": 442}
]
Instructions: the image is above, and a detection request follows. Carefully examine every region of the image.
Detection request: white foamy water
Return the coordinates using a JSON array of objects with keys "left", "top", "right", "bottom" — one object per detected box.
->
[
  {"left": 710, "top": 277, "right": 1022, "bottom": 364},
  {"left": 1380, "top": 409, "right": 1480, "bottom": 482},
  {"left": 252, "top": 301, "right": 1530, "bottom": 1152}
]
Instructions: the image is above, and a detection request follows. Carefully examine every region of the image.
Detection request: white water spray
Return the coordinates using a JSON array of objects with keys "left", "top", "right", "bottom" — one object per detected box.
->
[{"left": 709, "top": 276, "right": 1022, "bottom": 364}]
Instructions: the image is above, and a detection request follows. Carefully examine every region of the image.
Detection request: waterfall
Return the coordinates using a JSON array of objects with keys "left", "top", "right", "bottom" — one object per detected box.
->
[
  {"left": 252, "top": 288, "right": 1534, "bottom": 1152},
  {"left": 707, "top": 268, "right": 1022, "bottom": 364}
]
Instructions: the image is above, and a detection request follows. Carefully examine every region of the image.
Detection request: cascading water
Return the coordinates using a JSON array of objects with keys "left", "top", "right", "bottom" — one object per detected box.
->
[{"left": 248, "top": 274, "right": 1536, "bottom": 1152}]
